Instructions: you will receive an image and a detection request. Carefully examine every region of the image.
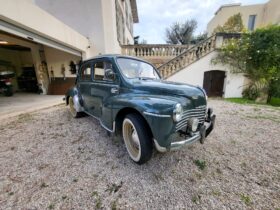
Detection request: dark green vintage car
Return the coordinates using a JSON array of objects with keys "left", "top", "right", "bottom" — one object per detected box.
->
[{"left": 65, "top": 55, "right": 215, "bottom": 164}]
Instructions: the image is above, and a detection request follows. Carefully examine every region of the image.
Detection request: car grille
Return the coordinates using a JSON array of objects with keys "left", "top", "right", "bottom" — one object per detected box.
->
[{"left": 175, "top": 105, "right": 207, "bottom": 131}]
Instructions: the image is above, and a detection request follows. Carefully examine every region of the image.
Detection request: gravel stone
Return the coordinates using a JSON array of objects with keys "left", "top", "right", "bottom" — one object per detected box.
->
[{"left": 0, "top": 100, "right": 279, "bottom": 209}]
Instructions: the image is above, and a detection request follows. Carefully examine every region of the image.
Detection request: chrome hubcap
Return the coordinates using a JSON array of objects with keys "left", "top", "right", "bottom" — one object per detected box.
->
[{"left": 123, "top": 119, "right": 141, "bottom": 161}]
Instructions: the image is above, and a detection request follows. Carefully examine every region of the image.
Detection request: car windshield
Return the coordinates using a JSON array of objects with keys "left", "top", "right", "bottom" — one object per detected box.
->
[{"left": 117, "top": 58, "right": 160, "bottom": 80}]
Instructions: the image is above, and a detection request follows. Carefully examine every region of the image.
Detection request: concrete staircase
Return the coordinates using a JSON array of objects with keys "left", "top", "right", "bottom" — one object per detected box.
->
[
  {"left": 158, "top": 36, "right": 216, "bottom": 79},
  {"left": 122, "top": 33, "right": 241, "bottom": 79}
]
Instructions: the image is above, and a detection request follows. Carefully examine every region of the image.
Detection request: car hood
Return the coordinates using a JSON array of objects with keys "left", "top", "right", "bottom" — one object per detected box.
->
[{"left": 129, "top": 79, "right": 206, "bottom": 105}]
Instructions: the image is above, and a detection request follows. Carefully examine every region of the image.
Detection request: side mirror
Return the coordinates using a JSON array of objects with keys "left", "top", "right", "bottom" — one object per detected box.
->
[{"left": 104, "top": 69, "right": 116, "bottom": 81}]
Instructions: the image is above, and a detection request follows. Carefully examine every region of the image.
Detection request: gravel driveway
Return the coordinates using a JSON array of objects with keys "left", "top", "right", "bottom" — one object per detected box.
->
[{"left": 0, "top": 100, "right": 279, "bottom": 210}]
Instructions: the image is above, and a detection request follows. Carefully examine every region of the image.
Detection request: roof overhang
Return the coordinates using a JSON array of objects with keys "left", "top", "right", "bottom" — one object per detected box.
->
[
  {"left": 130, "top": 0, "right": 139, "bottom": 23},
  {"left": 0, "top": 0, "right": 88, "bottom": 55},
  {"left": 215, "top": 3, "right": 241, "bottom": 15}
]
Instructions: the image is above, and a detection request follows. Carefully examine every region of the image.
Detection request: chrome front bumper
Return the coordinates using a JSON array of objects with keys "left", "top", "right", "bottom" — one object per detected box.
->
[
  {"left": 170, "top": 114, "right": 216, "bottom": 150},
  {"left": 154, "top": 114, "right": 216, "bottom": 152}
]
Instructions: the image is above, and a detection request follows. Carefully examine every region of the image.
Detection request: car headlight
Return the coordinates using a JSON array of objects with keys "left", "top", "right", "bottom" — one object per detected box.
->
[
  {"left": 173, "top": 103, "right": 183, "bottom": 122},
  {"left": 188, "top": 118, "right": 199, "bottom": 132}
]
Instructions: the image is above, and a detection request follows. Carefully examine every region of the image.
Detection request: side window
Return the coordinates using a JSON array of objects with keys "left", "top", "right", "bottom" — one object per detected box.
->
[
  {"left": 93, "top": 61, "right": 115, "bottom": 81},
  {"left": 248, "top": 15, "right": 256, "bottom": 31},
  {"left": 80, "top": 63, "right": 92, "bottom": 81}
]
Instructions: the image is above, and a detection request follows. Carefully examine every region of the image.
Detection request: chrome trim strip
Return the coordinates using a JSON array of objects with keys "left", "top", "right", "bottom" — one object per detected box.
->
[
  {"left": 182, "top": 110, "right": 205, "bottom": 116},
  {"left": 176, "top": 120, "right": 204, "bottom": 130},
  {"left": 170, "top": 132, "right": 201, "bottom": 150},
  {"left": 100, "top": 120, "right": 115, "bottom": 133},
  {"left": 143, "top": 112, "right": 171, "bottom": 118},
  {"left": 90, "top": 82, "right": 117, "bottom": 87},
  {"left": 84, "top": 110, "right": 115, "bottom": 133},
  {"left": 176, "top": 121, "right": 204, "bottom": 131},
  {"left": 175, "top": 106, "right": 207, "bottom": 131},
  {"left": 153, "top": 139, "right": 167, "bottom": 152},
  {"left": 176, "top": 115, "right": 205, "bottom": 127},
  {"left": 182, "top": 107, "right": 206, "bottom": 113}
]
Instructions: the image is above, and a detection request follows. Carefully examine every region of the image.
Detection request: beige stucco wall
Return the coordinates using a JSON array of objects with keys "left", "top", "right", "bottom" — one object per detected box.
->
[
  {"left": 167, "top": 51, "right": 248, "bottom": 98},
  {"left": 263, "top": 0, "right": 280, "bottom": 25},
  {"left": 44, "top": 46, "right": 81, "bottom": 78},
  {"left": 0, "top": 0, "right": 89, "bottom": 55},
  {"left": 207, "top": 0, "right": 280, "bottom": 35}
]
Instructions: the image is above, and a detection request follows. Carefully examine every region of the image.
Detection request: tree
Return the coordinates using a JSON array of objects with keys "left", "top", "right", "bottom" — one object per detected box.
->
[
  {"left": 165, "top": 19, "right": 197, "bottom": 45},
  {"left": 212, "top": 25, "right": 280, "bottom": 103},
  {"left": 214, "top": 13, "right": 245, "bottom": 33},
  {"left": 191, "top": 32, "right": 208, "bottom": 44},
  {"left": 140, "top": 39, "right": 148, "bottom": 44}
]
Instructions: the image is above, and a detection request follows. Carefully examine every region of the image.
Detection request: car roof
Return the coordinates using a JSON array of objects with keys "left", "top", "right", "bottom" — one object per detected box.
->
[{"left": 82, "top": 54, "right": 149, "bottom": 63}]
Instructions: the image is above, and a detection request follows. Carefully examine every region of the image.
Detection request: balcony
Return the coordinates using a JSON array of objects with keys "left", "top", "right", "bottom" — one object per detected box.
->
[{"left": 121, "top": 44, "right": 189, "bottom": 67}]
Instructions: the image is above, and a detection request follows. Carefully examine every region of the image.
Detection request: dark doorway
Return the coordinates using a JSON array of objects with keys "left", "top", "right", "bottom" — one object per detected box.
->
[{"left": 203, "top": 70, "right": 225, "bottom": 97}]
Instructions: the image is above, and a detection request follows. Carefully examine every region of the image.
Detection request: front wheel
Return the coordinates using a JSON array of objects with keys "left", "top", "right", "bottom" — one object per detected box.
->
[{"left": 122, "top": 114, "right": 153, "bottom": 164}]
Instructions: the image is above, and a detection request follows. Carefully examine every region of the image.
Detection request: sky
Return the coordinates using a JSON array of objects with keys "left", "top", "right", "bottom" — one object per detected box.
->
[{"left": 134, "top": 0, "right": 268, "bottom": 44}]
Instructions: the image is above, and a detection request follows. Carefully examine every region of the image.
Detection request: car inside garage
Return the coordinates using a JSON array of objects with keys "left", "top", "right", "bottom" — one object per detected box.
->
[
  {"left": 0, "top": 40, "right": 38, "bottom": 94},
  {"left": 0, "top": 31, "right": 82, "bottom": 96}
]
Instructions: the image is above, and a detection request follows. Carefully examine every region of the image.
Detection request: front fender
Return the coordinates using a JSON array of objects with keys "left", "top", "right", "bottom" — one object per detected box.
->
[
  {"left": 111, "top": 94, "right": 182, "bottom": 147},
  {"left": 65, "top": 87, "right": 79, "bottom": 105},
  {"left": 65, "top": 87, "right": 84, "bottom": 112}
]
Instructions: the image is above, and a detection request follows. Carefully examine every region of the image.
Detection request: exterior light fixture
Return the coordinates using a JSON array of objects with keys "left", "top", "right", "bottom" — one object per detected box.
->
[{"left": 0, "top": 40, "right": 8, "bottom": 44}]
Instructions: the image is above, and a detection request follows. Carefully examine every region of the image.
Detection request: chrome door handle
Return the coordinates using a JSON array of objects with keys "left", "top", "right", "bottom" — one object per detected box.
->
[{"left": 111, "top": 87, "right": 119, "bottom": 94}]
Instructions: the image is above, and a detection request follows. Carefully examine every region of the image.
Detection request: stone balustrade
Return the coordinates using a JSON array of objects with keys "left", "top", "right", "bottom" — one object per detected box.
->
[
  {"left": 158, "top": 35, "right": 217, "bottom": 79},
  {"left": 121, "top": 33, "right": 241, "bottom": 78},
  {"left": 121, "top": 44, "right": 189, "bottom": 58}
]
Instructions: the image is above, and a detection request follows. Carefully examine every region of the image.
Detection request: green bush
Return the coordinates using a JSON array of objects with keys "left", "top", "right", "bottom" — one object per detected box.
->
[
  {"left": 269, "top": 97, "right": 280, "bottom": 106},
  {"left": 269, "top": 79, "right": 280, "bottom": 98},
  {"left": 242, "top": 85, "right": 260, "bottom": 100}
]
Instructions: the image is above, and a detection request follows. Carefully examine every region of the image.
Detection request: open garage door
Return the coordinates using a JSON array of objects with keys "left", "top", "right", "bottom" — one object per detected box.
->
[
  {"left": 0, "top": 20, "right": 82, "bottom": 57},
  {"left": 0, "top": 31, "right": 81, "bottom": 95}
]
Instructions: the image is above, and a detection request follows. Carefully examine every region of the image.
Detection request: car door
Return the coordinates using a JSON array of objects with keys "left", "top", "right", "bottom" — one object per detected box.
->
[
  {"left": 77, "top": 61, "right": 93, "bottom": 112},
  {"left": 89, "top": 59, "right": 119, "bottom": 129}
]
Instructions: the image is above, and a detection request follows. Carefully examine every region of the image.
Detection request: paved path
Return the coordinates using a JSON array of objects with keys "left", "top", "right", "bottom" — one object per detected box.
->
[{"left": 0, "top": 93, "right": 64, "bottom": 120}]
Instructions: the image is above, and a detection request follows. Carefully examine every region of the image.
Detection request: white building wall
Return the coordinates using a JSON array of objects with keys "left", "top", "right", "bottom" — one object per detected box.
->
[
  {"left": 34, "top": 0, "right": 135, "bottom": 56},
  {"left": 0, "top": 0, "right": 89, "bottom": 54},
  {"left": 34, "top": 0, "right": 100, "bottom": 56},
  {"left": 167, "top": 51, "right": 248, "bottom": 98},
  {"left": 102, "top": 0, "right": 122, "bottom": 54}
]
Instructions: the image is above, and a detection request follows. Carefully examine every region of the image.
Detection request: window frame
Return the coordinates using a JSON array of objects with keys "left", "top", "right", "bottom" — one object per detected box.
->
[
  {"left": 92, "top": 59, "right": 116, "bottom": 83},
  {"left": 79, "top": 61, "right": 93, "bottom": 82},
  {"left": 248, "top": 15, "right": 257, "bottom": 31}
]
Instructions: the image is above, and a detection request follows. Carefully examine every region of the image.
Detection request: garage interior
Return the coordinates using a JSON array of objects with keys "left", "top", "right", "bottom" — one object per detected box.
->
[
  {"left": 0, "top": 31, "right": 82, "bottom": 96},
  {"left": 0, "top": 40, "right": 38, "bottom": 93}
]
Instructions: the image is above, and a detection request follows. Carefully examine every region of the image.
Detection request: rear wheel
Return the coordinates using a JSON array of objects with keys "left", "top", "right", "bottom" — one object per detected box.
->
[
  {"left": 69, "top": 96, "right": 82, "bottom": 118},
  {"left": 122, "top": 113, "right": 153, "bottom": 164}
]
